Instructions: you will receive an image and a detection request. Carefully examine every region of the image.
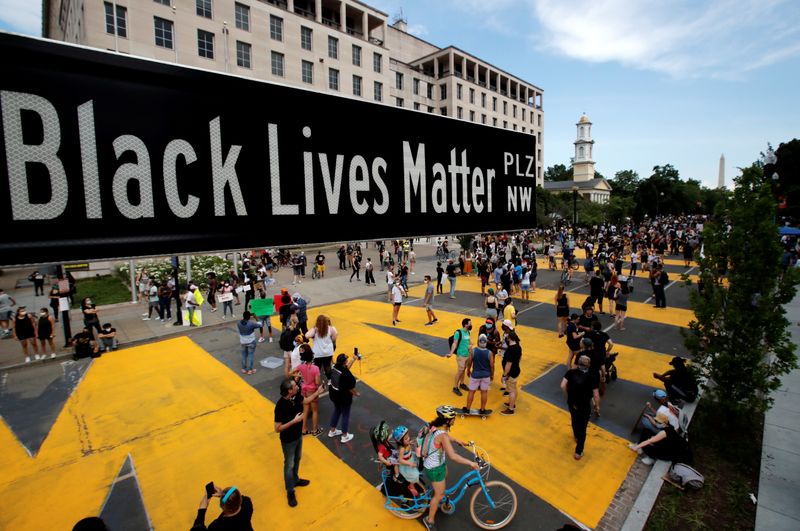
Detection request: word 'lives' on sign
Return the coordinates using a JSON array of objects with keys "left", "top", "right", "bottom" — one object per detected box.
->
[{"left": 0, "top": 33, "right": 536, "bottom": 266}]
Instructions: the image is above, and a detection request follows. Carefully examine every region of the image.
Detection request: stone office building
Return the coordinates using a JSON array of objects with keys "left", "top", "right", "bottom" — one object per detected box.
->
[{"left": 44, "top": 0, "right": 545, "bottom": 185}]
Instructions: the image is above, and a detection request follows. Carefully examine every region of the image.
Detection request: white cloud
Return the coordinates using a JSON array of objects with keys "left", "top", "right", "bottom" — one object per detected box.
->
[
  {"left": 0, "top": 0, "right": 41, "bottom": 36},
  {"left": 529, "top": 0, "right": 800, "bottom": 78}
]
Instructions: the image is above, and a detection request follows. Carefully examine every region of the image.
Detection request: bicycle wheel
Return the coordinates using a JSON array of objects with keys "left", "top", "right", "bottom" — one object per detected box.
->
[
  {"left": 469, "top": 480, "right": 518, "bottom": 530},
  {"left": 386, "top": 498, "right": 426, "bottom": 520}
]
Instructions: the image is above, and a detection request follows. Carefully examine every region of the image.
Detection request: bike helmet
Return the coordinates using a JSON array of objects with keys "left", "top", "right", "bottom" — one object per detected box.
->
[
  {"left": 436, "top": 405, "right": 457, "bottom": 420},
  {"left": 392, "top": 425, "right": 409, "bottom": 441}
]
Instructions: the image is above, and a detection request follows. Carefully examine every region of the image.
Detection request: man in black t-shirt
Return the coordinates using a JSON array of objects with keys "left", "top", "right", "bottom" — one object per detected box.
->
[
  {"left": 577, "top": 306, "right": 599, "bottom": 333},
  {"left": 589, "top": 270, "right": 605, "bottom": 313},
  {"left": 560, "top": 355, "right": 600, "bottom": 460},
  {"left": 274, "top": 378, "right": 324, "bottom": 507},
  {"left": 190, "top": 485, "right": 253, "bottom": 531},
  {"left": 500, "top": 331, "right": 522, "bottom": 416},
  {"left": 72, "top": 328, "right": 99, "bottom": 360},
  {"left": 584, "top": 321, "right": 613, "bottom": 396}
]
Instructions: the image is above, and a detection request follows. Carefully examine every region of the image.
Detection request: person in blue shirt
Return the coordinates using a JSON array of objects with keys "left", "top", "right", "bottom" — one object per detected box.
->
[{"left": 237, "top": 311, "right": 262, "bottom": 375}]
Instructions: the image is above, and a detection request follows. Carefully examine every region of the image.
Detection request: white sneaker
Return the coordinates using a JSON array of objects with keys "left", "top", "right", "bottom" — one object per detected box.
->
[
  {"left": 34, "top": 355, "right": 42, "bottom": 360},
  {"left": 50, "top": 353, "right": 56, "bottom": 358},
  {"left": 221, "top": 315, "right": 226, "bottom": 319},
  {"left": 25, "top": 356, "right": 30, "bottom": 363},
  {"left": 231, "top": 314, "right": 236, "bottom": 319},
  {"left": 328, "top": 429, "right": 342, "bottom": 438},
  {"left": 142, "top": 317, "right": 151, "bottom": 321},
  {"left": 258, "top": 338, "right": 265, "bottom": 343},
  {"left": 641, "top": 456, "right": 655, "bottom": 465},
  {"left": 269, "top": 337, "right": 273, "bottom": 343},
  {"left": 340, "top": 433, "right": 354, "bottom": 443},
  {"left": 142, "top": 313, "right": 148, "bottom": 317}
]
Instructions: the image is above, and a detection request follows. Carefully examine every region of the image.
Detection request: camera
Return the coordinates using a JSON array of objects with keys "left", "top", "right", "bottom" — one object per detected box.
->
[{"left": 354, "top": 347, "right": 362, "bottom": 360}]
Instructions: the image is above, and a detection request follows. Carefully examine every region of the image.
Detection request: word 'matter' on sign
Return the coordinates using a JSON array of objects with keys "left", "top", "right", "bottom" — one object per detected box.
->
[{"left": 0, "top": 33, "right": 536, "bottom": 265}]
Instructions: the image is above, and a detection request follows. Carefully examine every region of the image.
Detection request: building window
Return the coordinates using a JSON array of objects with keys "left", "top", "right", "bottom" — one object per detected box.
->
[
  {"left": 522, "top": 108, "right": 526, "bottom": 121},
  {"left": 503, "top": 101, "right": 507, "bottom": 115},
  {"left": 234, "top": 2, "right": 249, "bottom": 31},
  {"left": 197, "top": 29, "right": 214, "bottom": 59},
  {"left": 457, "top": 83, "right": 462, "bottom": 100},
  {"left": 513, "top": 105, "right": 517, "bottom": 118},
  {"left": 300, "top": 26, "right": 312, "bottom": 51},
  {"left": 153, "top": 17, "right": 173, "bottom": 49},
  {"left": 481, "top": 93, "right": 486, "bottom": 107},
  {"left": 104, "top": 2, "right": 127, "bottom": 37},
  {"left": 440, "top": 84, "right": 447, "bottom": 100},
  {"left": 427, "top": 84, "right": 433, "bottom": 99},
  {"left": 374, "top": 81, "right": 383, "bottom": 102},
  {"left": 373, "top": 52, "right": 382, "bottom": 73},
  {"left": 154, "top": 0, "right": 171, "bottom": 5},
  {"left": 457, "top": 107, "right": 463, "bottom": 119},
  {"left": 469, "top": 110, "right": 475, "bottom": 122},
  {"left": 469, "top": 88, "right": 475, "bottom": 104},
  {"left": 413, "top": 78, "right": 420, "bottom": 96},
  {"left": 538, "top": 114, "right": 542, "bottom": 126},
  {"left": 440, "top": 107, "right": 447, "bottom": 116},
  {"left": 328, "top": 36, "right": 338, "bottom": 59},
  {"left": 270, "top": 50, "right": 284, "bottom": 76},
  {"left": 328, "top": 68, "right": 339, "bottom": 91},
  {"left": 396, "top": 98, "right": 404, "bottom": 108},
  {"left": 413, "top": 102, "right": 420, "bottom": 110},
  {"left": 428, "top": 106, "right": 434, "bottom": 113},
  {"left": 492, "top": 117, "right": 497, "bottom": 126},
  {"left": 503, "top": 120, "right": 507, "bottom": 129},
  {"left": 353, "top": 75, "right": 362, "bottom": 96},
  {"left": 522, "top": 126, "right": 526, "bottom": 133},
  {"left": 481, "top": 114, "right": 486, "bottom": 124},
  {"left": 196, "top": 0, "right": 212, "bottom": 19},
  {"left": 301, "top": 60, "right": 313, "bottom": 84},
  {"left": 492, "top": 97, "right": 497, "bottom": 111},
  {"left": 236, "top": 41, "right": 251, "bottom": 68},
  {"left": 395, "top": 72, "right": 403, "bottom": 90},
  {"left": 513, "top": 124, "right": 517, "bottom": 131},
  {"left": 270, "top": 15, "right": 283, "bottom": 41},
  {"left": 352, "top": 44, "right": 361, "bottom": 66}
]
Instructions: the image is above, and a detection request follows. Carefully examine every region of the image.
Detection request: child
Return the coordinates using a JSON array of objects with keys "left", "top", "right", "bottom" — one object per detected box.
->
[
  {"left": 298, "top": 347, "right": 322, "bottom": 435},
  {"left": 393, "top": 426, "right": 424, "bottom": 497}
]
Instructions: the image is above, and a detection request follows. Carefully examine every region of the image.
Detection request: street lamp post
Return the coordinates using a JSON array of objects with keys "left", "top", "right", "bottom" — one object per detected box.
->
[
  {"left": 572, "top": 186, "right": 579, "bottom": 227},
  {"left": 222, "top": 22, "right": 230, "bottom": 73}
]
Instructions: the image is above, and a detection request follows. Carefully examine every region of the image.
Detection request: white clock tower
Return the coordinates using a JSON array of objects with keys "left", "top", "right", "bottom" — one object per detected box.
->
[{"left": 573, "top": 114, "right": 595, "bottom": 182}]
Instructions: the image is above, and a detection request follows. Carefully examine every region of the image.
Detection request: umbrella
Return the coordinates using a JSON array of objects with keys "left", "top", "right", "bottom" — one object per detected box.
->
[{"left": 778, "top": 226, "right": 800, "bottom": 236}]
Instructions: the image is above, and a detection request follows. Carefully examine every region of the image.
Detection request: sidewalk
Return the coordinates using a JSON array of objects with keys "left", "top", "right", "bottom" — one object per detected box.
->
[
  {"left": 0, "top": 241, "right": 445, "bottom": 369},
  {"left": 755, "top": 295, "right": 800, "bottom": 530}
]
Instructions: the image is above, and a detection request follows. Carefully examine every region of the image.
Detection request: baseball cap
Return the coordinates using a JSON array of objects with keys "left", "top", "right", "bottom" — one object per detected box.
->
[
  {"left": 653, "top": 389, "right": 668, "bottom": 399},
  {"left": 478, "top": 334, "right": 488, "bottom": 347},
  {"left": 502, "top": 319, "right": 514, "bottom": 329}
]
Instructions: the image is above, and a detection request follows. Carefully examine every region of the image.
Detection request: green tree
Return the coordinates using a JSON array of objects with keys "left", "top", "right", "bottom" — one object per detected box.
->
[
  {"left": 685, "top": 163, "right": 799, "bottom": 417},
  {"left": 604, "top": 195, "right": 636, "bottom": 223},
  {"left": 544, "top": 164, "right": 573, "bottom": 182},
  {"left": 610, "top": 170, "right": 639, "bottom": 197}
]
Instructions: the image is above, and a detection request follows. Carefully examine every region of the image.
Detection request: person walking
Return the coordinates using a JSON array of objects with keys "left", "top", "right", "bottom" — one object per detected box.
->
[
  {"left": 274, "top": 378, "right": 323, "bottom": 507},
  {"left": 614, "top": 278, "right": 630, "bottom": 330},
  {"left": 436, "top": 262, "right": 444, "bottom": 295},
  {"left": 37, "top": 307, "right": 57, "bottom": 358},
  {"left": 143, "top": 281, "right": 163, "bottom": 321},
  {"left": 555, "top": 284, "right": 570, "bottom": 337},
  {"left": 136, "top": 268, "right": 150, "bottom": 305},
  {"left": 653, "top": 266, "right": 669, "bottom": 309},
  {"left": 446, "top": 259, "right": 458, "bottom": 299},
  {"left": 499, "top": 331, "right": 521, "bottom": 415},
  {"left": 391, "top": 279, "right": 406, "bottom": 325},
  {"left": 237, "top": 311, "right": 262, "bottom": 375},
  {"left": 447, "top": 318, "right": 473, "bottom": 396},
  {"left": 305, "top": 315, "right": 337, "bottom": 381},
  {"left": 463, "top": 334, "right": 494, "bottom": 415},
  {"left": 328, "top": 352, "right": 359, "bottom": 443},
  {"left": 297, "top": 347, "right": 322, "bottom": 436},
  {"left": 14, "top": 306, "right": 39, "bottom": 362},
  {"left": 422, "top": 275, "right": 438, "bottom": 326},
  {"left": 560, "top": 355, "right": 600, "bottom": 460},
  {"left": 206, "top": 273, "right": 218, "bottom": 313},
  {"left": 349, "top": 252, "right": 362, "bottom": 282},
  {"left": 364, "top": 257, "right": 376, "bottom": 286},
  {"left": 185, "top": 285, "right": 201, "bottom": 327},
  {"left": 0, "top": 287, "right": 17, "bottom": 338}
]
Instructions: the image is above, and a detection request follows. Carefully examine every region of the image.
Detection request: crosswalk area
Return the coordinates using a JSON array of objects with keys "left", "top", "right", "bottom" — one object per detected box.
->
[{"left": 0, "top": 257, "right": 697, "bottom": 530}]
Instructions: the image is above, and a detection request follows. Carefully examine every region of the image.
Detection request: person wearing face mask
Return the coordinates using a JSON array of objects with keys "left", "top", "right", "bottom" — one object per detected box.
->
[
  {"left": 422, "top": 275, "right": 438, "bottom": 326},
  {"left": 13, "top": 306, "right": 39, "bottom": 363},
  {"left": 81, "top": 297, "right": 102, "bottom": 338},
  {"left": 447, "top": 318, "right": 473, "bottom": 396},
  {"left": 36, "top": 307, "right": 57, "bottom": 358},
  {"left": 560, "top": 355, "right": 600, "bottom": 460},
  {"left": 478, "top": 317, "right": 501, "bottom": 379},
  {"left": 219, "top": 281, "right": 235, "bottom": 319},
  {"left": 390, "top": 279, "right": 406, "bottom": 326}
]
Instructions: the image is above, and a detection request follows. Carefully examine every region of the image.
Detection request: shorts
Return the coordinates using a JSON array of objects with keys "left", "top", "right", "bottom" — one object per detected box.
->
[
  {"left": 393, "top": 302, "right": 402, "bottom": 307},
  {"left": 0, "top": 310, "right": 12, "bottom": 321},
  {"left": 480, "top": 276, "right": 488, "bottom": 287},
  {"left": 469, "top": 376, "right": 490, "bottom": 391},
  {"left": 616, "top": 304, "right": 627, "bottom": 312},
  {"left": 317, "top": 264, "right": 326, "bottom": 272},
  {"left": 425, "top": 304, "right": 433, "bottom": 311},
  {"left": 425, "top": 463, "right": 447, "bottom": 483},
  {"left": 521, "top": 284, "right": 530, "bottom": 292},
  {"left": 265, "top": 264, "right": 274, "bottom": 270},
  {"left": 504, "top": 375, "right": 518, "bottom": 393},
  {"left": 630, "top": 263, "right": 638, "bottom": 272},
  {"left": 456, "top": 356, "right": 468, "bottom": 370}
]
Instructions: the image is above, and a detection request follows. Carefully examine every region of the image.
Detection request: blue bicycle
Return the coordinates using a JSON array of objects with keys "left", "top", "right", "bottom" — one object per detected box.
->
[{"left": 382, "top": 442, "right": 518, "bottom": 529}]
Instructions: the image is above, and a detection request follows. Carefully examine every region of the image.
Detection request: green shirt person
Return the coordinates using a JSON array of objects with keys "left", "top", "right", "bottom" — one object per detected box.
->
[{"left": 448, "top": 318, "right": 473, "bottom": 396}]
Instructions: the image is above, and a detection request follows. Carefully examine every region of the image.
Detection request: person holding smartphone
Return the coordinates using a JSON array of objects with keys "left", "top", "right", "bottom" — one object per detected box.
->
[
  {"left": 274, "top": 377, "right": 324, "bottom": 507},
  {"left": 190, "top": 484, "right": 253, "bottom": 530}
]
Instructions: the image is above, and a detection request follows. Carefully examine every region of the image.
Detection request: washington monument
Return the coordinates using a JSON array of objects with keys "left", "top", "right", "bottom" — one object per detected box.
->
[{"left": 718, "top": 154, "right": 725, "bottom": 189}]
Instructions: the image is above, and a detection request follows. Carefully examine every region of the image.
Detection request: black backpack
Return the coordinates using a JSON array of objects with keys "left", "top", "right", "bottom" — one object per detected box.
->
[
  {"left": 279, "top": 327, "right": 296, "bottom": 352},
  {"left": 447, "top": 329, "right": 462, "bottom": 349}
]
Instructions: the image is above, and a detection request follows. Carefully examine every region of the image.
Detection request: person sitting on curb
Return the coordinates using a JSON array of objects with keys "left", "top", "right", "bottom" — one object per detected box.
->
[
  {"left": 190, "top": 484, "right": 253, "bottom": 530},
  {"left": 653, "top": 356, "right": 698, "bottom": 404},
  {"left": 639, "top": 389, "right": 680, "bottom": 441},
  {"left": 97, "top": 323, "right": 118, "bottom": 352},
  {"left": 628, "top": 412, "right": 692, "bottom": 465}
]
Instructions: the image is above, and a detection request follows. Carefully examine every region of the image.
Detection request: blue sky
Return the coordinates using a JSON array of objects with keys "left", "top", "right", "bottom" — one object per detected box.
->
[{"left": 2, "top": 0, "right": 799, "bottom": 188}]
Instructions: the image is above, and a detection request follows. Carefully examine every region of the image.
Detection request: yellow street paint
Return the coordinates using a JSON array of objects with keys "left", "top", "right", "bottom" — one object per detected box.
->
[
  {"left": 0, "top": 338, "right": 412, "bottom": 530},
  {"left": 314, "top": 299, "right": 660, "bottom": 528},
  {"left": 410, "top": 275, "right": 695, "bottom": 328}
]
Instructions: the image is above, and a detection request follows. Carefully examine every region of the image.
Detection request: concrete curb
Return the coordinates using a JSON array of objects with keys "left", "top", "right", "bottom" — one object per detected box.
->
[{"left": 620, "top": 394, "right": 702, "bottom": 531}]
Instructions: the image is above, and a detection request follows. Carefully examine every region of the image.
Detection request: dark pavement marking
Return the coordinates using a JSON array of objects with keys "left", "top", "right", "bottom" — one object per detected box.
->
[{"left": 100, "top": 454, "right": 153, "bottom": 531}]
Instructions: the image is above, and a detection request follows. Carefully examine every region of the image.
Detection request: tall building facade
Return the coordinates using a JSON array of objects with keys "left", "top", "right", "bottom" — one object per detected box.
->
[{"left": 43, "top": 0, "right": 545, "bottom": 185}]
